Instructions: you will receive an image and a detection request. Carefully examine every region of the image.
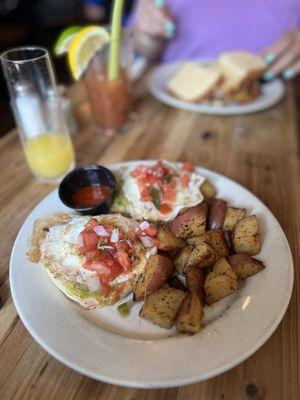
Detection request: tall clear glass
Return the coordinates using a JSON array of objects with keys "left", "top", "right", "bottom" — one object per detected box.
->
[
  {"left": 83, "top": 29, "right": 133, "bottom": 137},
  {"left": 1, "top": 46, "right": 75, "bottom": 182}
]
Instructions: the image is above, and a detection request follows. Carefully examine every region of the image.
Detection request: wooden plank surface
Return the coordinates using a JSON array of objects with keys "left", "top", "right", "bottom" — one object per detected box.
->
[{"left": 0, "top": 76, "right": 299, "bottom": 400}]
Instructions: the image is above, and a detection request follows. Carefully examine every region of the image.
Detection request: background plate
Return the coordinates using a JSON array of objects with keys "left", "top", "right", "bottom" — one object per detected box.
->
[
  {"left": 10, "top": 161, "right": 293, "bottom": 388},
  {"left": 148, "top": 62, "right": 285, "bottom": 115}
]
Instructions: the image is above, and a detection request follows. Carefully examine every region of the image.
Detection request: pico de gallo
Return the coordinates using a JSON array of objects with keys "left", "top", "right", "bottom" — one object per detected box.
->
[
  {"left": 78, "top": 218, "right": 159, "bottom": 297},
  {"left": 130, "top": 160, "right": 195, "bottom": 214}
]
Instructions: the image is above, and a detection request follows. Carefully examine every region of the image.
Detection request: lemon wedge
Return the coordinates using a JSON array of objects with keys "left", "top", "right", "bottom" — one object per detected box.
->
[{"left": 68, "top": 26, "right": 110, "bottom": 80}]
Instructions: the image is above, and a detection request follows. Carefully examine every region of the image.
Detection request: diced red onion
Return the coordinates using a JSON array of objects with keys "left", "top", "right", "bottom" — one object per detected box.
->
[
  {"left": 78, "top": 233, "right": 84, "bottom": 247},
  {"left": 98, "top": 245, "right": 115, "bottom": 251},
  {"left": 139, "top": 221, "right": 150, "bottom": 231},
  {"left": 94, "top": 225, "right": 110, "bottom": 237},
  {"left": 86, "top": 275, "right": 100, "bottom": 292},
  {"left": 140, "top": 235, "right": 154, "bottom": 248},
  {"left": 110, "top": 228, "right": 119, "bottom": 243}
]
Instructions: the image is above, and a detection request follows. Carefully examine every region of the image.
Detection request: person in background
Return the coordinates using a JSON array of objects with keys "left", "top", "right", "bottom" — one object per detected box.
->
[
  {"left": 130, "top": 0, "right": 300, "bottom": 80},
  {"left": 84, "top": 0, "right": 134, "bottom": 23}
]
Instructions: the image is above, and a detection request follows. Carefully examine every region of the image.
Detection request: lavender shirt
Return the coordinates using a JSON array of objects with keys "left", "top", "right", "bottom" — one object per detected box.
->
[{"left": 132, "top": 0, "right": 300, "bottom": 61}]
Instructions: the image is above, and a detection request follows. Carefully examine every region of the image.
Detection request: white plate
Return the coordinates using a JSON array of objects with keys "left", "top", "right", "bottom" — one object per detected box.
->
[
  {"left": 148, "top": 62, "right": 285, "bottom": 115},
  {"left": 10, "top": 161, "right": 293, "bottom": 388}
]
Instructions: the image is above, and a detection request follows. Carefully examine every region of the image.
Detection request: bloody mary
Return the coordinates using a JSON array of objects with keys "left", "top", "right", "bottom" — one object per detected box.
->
[{"left": 83, "top": 55, "right": 132, "bottom": 132}]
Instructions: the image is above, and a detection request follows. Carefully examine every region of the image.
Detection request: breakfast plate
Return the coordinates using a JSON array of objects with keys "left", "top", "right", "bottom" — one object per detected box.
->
[
  {"left": 10, "top": 161, "right": 293, "bottom": 388},
  {"left": 148, "top": 61, "right": 286, "bottom": 115}
]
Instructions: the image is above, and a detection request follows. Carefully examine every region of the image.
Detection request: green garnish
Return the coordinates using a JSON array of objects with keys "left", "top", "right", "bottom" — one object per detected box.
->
[
  {"left": 163, "top": 174, "right": 172, "bottom": 183},
  {"left": 117, "top": 302, "right": 130, "bottom": 317},
  {"left": 150, "top": 187, "right": 160, "bottom": 209}
]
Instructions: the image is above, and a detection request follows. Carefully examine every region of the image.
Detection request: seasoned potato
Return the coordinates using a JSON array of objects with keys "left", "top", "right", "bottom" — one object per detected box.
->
[
  {"left": 176, "top": 293, "right": 203, "bottom": 334},
  {"left": 204, "top": 271, "right": 238, "bottom": 305},
  {"left": 167, "top": 275, "right": 187, "bottom": 291},
  {"left": 186, "top": 266, "right": 205, "bottom": 303},
  {"left": 200, "top": 180, "right": 217, "bottom": 200},
  {"left": 186, "top": 236, "right": 205, "bottom": 246},
  {"left": 156, "top": 225, "right": 185, "bottom": 251},
  {"left": 213, "top": 257, "right": 237, "bottom": 281},
  {"left": 140, "top": 286, "right": 186, "bottom": 329},
  {"left": 133, "top": 254, "right": 174, "bottom": 301},
  {"left": 232, "top": 215, "right": 261, "bottom": 255},
  {"left": 228, "top": 253, "right": 265, "bottom": 279},
  {"left": 188, "top": 242, "right": 219, "bottom": 269},
  {"left": 223, "top": 207, "right": 246, "bottom": 231},
  {"left": 205, "top": 229, "right": 229, "bottom": 257},
  {"left": 174, "top": 245, "right": 194, "bottom": 275},
  {"left": 223, "top": 230, "right": 233, "bottom": 254},
  {"left": 170, "top": 203, "right": 208, "bottom": 239},
  {"left": 208, "top": 199, "right": 227, "bottom": 230}
]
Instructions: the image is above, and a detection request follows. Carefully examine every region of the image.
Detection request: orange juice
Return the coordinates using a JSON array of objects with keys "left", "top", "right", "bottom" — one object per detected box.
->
[{"left": 24, "top": 133, "right": 74, "bottom": 180}]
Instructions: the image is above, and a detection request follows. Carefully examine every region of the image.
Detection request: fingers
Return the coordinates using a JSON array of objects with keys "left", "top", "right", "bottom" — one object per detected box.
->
[
  {"left": 262, "top": 33, "right": 291, "bottom": 62},
  {"left": 135, "top": 0, "right": 175, "bottom": 39},
  {"left": 267, "top": 46, "right": 300, "bottom": 75},
  {"left": 262, "top": 29, "right": 300, "bottom": 80},
  {"left": 282, "top": 59, "right": 300, "bottom": 80}
]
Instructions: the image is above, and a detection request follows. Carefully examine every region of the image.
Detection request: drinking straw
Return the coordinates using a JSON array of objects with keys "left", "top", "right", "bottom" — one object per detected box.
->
[{"left": 108, "top": 0, "right": 124, "bottom": 81}]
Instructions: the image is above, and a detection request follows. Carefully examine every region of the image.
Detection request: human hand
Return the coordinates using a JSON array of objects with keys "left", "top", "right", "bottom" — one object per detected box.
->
[
  {"left": 133, "top": 0, "right": 175, "bottom": 40},
  {"left": 262, "top": 29, "right": 300, "bottom": 80}
]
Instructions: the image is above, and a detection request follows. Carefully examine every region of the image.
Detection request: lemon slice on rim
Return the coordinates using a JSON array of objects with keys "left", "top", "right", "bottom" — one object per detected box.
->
[{"left": 68, "top": 26, "right": 110, "bottom": 80}]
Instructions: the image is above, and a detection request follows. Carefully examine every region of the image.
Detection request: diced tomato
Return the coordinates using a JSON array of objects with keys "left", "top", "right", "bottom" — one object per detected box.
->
[
  {"left": 163, "top": 184, "right": 176, "bottom": 202},
  {"left": 141, "top": 187, "right": 150, "bottom": 197},
  {"left": 79, "top": 245, "right": 99, "bottom": 254},
  {"left": 117, "top": 241, "right": 131, "bottom": 252},
  {"left": 159, "top": 203, "right": 172, "bottom": 214},
  {"left": 149, "top": 237, "right": 160, "bottom": 247},
  {"left": 102, "top": 284, "right": 111, "bottom": 297},
  {"left": 86, "top": 252, "right": 123, "bottom": 283},
  {"left": 85, "top": 249, "right": 99, "bottom": 260},
  {"left": 180, "top": 174, "right": 190, "bottom": 187},
  {"left": 183, "top": 161, "right": 195, "bottom": 171},
  {"left": 86, "top": 218, "right": 99, "bottom": 229},
  {"left": 143, "top": 225, "right": 157, "bottom": 236},
  {"left": 115, "top": 248, "right": 131, "bottom": 272},
  {"left": 82, "top": 231, "right": 99, "bottom": 249}
]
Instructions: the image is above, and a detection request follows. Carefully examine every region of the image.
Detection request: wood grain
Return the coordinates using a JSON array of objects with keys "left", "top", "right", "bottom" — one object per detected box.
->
[{"left": 0, "top": 76, "right": 299, "bottom": 400}]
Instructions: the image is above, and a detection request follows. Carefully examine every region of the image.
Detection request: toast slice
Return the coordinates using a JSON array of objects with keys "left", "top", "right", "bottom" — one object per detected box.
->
[{"left": 166, "top": 63, "right": 222, "bottom": 103}]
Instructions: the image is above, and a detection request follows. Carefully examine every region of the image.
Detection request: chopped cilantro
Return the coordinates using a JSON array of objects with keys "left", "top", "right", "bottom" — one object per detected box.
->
[
  {"left": 150, "top": 187, "right": 160, "bottom": 209},
  {"left": 163, "top": 174, "right": 172, "bottom": 183}
]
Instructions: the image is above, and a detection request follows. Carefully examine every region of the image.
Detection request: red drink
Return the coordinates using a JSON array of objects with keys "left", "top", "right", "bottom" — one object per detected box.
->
[{"left": 83, "top": 55, "right": 132, "bottom": 133}]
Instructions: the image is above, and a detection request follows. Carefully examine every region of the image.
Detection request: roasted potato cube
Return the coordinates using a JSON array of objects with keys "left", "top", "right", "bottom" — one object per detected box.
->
[
  {"left": 140, "top": 286, "right": 186, "bottom": 329},
  {"left": 205, "top": 229, "right": 229, "bottom": 257},
  {"left": 204, "top": 271, "right": 238, "bottom": 305},
  {"left": 186, "top": 236, "right": 205, "bottom": 246},
  {"left": 232, "top": 215, "right": 261, "bottom": 255},
  {"left": 213, "top": 257, "right": 237, "bottom": 281},
  {"left": 208, "top": 199, "right": 227, "bottom": 230},
  {"left": 133, "top": 254, "right": 174, "bottom": 301},
  {"left": 167, "top": 275, "right": 187, "bottom": 291},
  {"left": 223, "top": 207, "right": 246, "bottom": 231},
  {"left": 176, "top": 293, "right": 203, "bottom": 334},
  {"left": 200, "top": 180, "right": 217, "bottom": 200},
  {"left": 156, "top": 225, "right": 185, "bottom": 251},
  {"left": 170, "top": 203, "right": 208, "bottom": 239},
  {"left": 174, "top": 245, "right": 194, "bottom": 275},
  {"left": 228, "top": 253, "right": 265, "bottom": 279},
  {"left": 188, "top": 242, "right": 219, "bottom": 269},
  {"left": 186, "top": 266, "right": 205, "bottom": 303},
  {"left": 223, "top": 230, "right": 234, "bottom": 254}
]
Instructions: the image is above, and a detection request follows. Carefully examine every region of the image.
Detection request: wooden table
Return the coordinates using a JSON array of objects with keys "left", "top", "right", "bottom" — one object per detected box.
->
[{"left": 0, "top": 76, "right": 299, "bottom": 400}]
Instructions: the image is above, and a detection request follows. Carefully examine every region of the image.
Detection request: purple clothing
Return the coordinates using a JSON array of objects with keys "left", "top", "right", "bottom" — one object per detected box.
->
[{"left": 132, "top": 0, "right": 300, "bottom": 61}]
